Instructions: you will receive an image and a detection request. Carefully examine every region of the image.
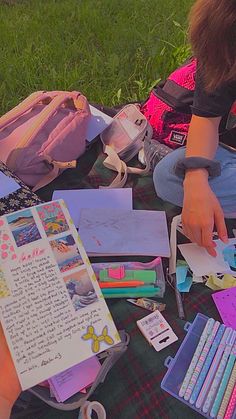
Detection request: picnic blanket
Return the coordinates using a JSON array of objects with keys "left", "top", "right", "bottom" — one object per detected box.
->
[{"left": 1, "top": 140, "right": 232, "bottom": 419}]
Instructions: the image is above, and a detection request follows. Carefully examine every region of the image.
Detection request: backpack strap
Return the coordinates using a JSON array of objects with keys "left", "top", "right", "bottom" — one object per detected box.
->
[
  {"left": 32, "top": 159, "right": 77, "bottom": 192},
  {"left": 0, "top": 91, "right": 47, "bottom": 131},
  {"left": 100, "top": 144, "right": 151, "bottom": 189},
  {"left": 6, "top": 93, "right": 88, "bottom": 180}
]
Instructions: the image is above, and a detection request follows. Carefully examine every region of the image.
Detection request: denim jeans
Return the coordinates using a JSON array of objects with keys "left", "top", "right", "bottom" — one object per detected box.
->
[{"left": 153, "top": 145, "right": 236, "bottom": 217}]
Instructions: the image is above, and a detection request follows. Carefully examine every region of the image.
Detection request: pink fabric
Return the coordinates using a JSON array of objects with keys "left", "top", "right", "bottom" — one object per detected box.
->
[
  {"left": 141, "top": 59, "right": 196, "bottom": 149},
  {"left": 0, "top": 91, "right": 91, "bottom": 189}
]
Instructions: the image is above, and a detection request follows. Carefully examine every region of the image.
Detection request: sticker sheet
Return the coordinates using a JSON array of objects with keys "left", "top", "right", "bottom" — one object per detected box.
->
[{"left": 0, "top": 200, "right": 120, "bottom": 390}]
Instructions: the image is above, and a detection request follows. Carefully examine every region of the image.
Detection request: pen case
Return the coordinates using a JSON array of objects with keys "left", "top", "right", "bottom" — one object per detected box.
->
[
  {"left": 161, "top": 313, "right": 234, "bottom": 419},
  {"left": 91, "top": 257, "right": 165, "bottom": 299}
]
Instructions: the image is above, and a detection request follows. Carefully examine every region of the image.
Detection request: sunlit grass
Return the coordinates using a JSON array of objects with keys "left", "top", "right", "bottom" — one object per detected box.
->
[{"left": 0, "top": 0, "right": 193, "bottom": 114}]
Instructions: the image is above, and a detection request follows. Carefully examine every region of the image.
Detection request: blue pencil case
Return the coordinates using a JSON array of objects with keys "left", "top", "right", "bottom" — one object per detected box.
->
[{"left": 161, "top": 313, "right": 219, "bottom": 418}]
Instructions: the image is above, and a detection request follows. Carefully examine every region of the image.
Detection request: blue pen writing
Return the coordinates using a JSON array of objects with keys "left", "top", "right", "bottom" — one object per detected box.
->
[
  {"left": 196, "top": 326, "right": 230, "bottom": 410},
  {"left": 190, "top": 323, "right": 224, "bottom": 406},
  {"left": 210, "top": 340, "right": 236, "bottom": 418},
  {"left": 189, "top": 321, "right": 221, "bottom": 405},
  {"left": 202, "top": 328, "right": 235, "bottom": 414},
  {"left": 179, "top": 318, "right": 215, "bottom": 398}
]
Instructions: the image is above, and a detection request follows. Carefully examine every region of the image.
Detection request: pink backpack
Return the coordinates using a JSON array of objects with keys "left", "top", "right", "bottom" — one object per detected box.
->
[
  {"left": 0, "top": 91, "right": 91, "bottom": 191},
  {"left": 141, "top": 58, "right": 236, "bottom": 149},
  {"left": 141, "top": 58, "right": 196, "bottom": 149}
]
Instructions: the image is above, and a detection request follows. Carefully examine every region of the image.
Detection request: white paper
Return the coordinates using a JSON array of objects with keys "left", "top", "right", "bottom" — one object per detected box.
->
[
  {"left": 178, "top": 238, "right": 236, "bottom": 276},
  {"left": 87, "top": 106, "right": 113, "bottom": 142},
  {"left": 79, "top": 208, "right": 170, "bottom": 257},
  {"left": 0, "top": 200, "right": 120, "bottom": 390},
  {"left": 52, "top": 188, "right": 133, "bottom": 228},
  {"left": 0, "top": 172, "right": 20, "bottom": 198}
]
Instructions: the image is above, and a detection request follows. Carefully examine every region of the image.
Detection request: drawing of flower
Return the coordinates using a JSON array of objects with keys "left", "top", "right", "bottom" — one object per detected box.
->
[{"left": 82, "top": 325, "right": 114, "bottom": 353}]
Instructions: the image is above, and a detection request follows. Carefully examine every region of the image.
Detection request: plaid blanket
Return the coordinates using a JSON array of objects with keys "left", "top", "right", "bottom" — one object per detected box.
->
[{"left": 1, "top": 141, "right": 232, "bottom": 419}]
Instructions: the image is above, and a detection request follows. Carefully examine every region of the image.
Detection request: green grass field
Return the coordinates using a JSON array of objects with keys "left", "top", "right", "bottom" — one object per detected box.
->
[{"left": 0, "top": 0, "right": 193, "bottom": 114}]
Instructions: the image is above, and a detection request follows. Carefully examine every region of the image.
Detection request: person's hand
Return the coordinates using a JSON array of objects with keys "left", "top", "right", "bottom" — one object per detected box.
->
[
  {"left": 182, "top": 170, "right": 228, "bottom": 256},
  {"left": 0, "top": 324, "right": 21, "bottom": 418}
]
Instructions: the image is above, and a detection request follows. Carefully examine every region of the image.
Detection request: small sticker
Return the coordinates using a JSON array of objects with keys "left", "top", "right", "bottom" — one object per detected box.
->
[
  {"left": 82, "top": 325, "right": 114, "bottom": 353},
  {"left": 0, "top": 268, "right": 11, "bottom": 299},
  {"left": 169, "top": 130, "right": 187, "bottom": 145}
]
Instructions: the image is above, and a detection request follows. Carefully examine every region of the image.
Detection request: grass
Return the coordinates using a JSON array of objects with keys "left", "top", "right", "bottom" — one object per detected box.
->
[{"left": 0, "top": 0, "right": 193, "bottom": 115}]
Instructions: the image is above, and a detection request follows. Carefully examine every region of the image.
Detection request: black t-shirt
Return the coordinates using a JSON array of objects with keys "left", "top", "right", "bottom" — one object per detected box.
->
[{"left": 191, "top": 72, "right": 236, "bottom": 146}]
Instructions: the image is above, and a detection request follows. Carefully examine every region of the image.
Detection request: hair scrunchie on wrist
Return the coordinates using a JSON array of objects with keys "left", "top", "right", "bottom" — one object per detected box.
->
[{"left": 174, "top": 156, "right": 221, "bottom": 178}]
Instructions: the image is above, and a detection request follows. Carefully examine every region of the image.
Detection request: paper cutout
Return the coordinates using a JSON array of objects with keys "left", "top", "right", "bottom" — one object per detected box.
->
[
  {"left": 0, "top": 172, "right": 20, "bottom": 198},
  {"left": 176, "top": 265, "right": 193, "bottom": 292},
  {"left": 87, "top": 105, "right": 113, "bottom": 142},
  {"left": 52, "top": 188, "right": 133, "bottom": 228},
  {"left": 178, "top": 238, "right": 236, "bottom": 277},
  {"left": 206, "top": 274, "right": 236, "bottom": 291},
  {"left": 212, "top": 287, "right": 236, "bottom": 329}
]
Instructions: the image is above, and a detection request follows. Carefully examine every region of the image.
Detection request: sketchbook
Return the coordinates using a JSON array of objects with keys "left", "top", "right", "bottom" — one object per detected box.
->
[
  {"left": 78, "top": 208, "right": 170, "bottom": 257},
  {"left": 0, "top": 200, "right": 120, "bottom": 390}
]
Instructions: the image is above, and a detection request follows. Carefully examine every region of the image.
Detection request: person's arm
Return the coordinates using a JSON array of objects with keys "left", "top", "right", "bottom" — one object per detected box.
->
[
  {"left": 0, "top": 396, "right": 13, "bottom": 419},
  {"left": 0, "top": 325, "right": 21, "bottom": 419},
  {"left": 182, "top": 115, "right": 228, "bottom": 256}
]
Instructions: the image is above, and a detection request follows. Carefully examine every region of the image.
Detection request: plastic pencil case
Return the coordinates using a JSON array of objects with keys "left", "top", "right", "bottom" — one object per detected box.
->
[
  {"left": 161, "top": 313, "right": 212, "bottom": 418},
  {"left": 27, "top": 330, "right": 129, "bottom": 411},
  {"left": 92, "top": 257, "right": 166, "bottom": 298}
]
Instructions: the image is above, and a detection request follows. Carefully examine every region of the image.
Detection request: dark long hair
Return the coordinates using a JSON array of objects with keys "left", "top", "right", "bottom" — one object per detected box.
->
[{"left": 189, "top": 0, "right": 236, "bottom": 91}]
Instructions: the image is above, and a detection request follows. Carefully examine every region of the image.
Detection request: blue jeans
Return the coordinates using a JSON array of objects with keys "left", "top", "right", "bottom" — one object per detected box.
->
[{"left": 153, "top": 145, "right": 236, "bottom": 216}]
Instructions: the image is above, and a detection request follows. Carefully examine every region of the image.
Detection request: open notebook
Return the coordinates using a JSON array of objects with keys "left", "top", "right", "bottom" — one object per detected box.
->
[{"left": 0, "top": 199, "right": 120, "bottom": 390}]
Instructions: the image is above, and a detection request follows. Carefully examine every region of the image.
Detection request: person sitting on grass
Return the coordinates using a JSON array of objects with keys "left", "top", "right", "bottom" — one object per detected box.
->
[{"left": 153, "top": 0, "right": 236, "bottom": 256}]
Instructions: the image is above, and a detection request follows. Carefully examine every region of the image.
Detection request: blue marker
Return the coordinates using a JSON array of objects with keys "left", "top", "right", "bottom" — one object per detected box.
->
[
  {"left": 189, "top": 324, "right": 225, "bottom": 406},
  {"left": 210, "top": 340, "right": 236, "bottom": 418}
]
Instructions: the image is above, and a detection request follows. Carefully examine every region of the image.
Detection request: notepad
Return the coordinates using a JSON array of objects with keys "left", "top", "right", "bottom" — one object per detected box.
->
[
  {"left": 87, "top": 105, "right": 113, "bottom": 142},
  {"left": 212, "top": 287, "right": 236, "bottom": 330},
  {"left": 79, "top": 208, "right": 170, "bottom": 257},
  {"left": 0, "top": 172, "right": 20, "bottom": 198},
  {"left": 52, "top": 188, "right": 132, "bottom": 228},
  {"left": 49, "top": 356, "right": 101, "bottom": 402}
]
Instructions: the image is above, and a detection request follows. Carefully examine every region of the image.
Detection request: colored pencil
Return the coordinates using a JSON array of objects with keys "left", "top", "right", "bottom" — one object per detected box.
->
[
  {"left": 196, "top": 326, "right": 231, "bottom": 410},
  {"left": 202, "top": 329, "right": 235, "bottom": 414},
  {"left": 179, "top": 318, "right": 215, "bottom": 398},
  {"left": 224, "top": 383, "right": 236, "bottom": 419},
  {"left": 189, "top": 321, "right": 221, "bottom": 405},
  {"left": 217, "top": 362, "right": 236, "bottom": 419},
  {"left": 210, "top": 341, "right": 236, "bottom": 417}
]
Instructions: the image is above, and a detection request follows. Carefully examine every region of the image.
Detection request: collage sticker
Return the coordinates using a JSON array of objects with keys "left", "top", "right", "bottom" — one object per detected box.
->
[
  {"left": 63, "top": 269, "right": 98, "bottom": 312},
  {"left": 37, "top": 202, "right": 69, "bottom": 237},
  {"left": 0, "top": 268, "right": 11, "bottom": 299},
  {"left": 50, "top": 234, "right": 83, "bottom": 273},
  {"left": 0, "top": 218, "right": 17, "bottom": 262},
  {"left": 7, "top": 209, "right": 41, "bottom": 247}
]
